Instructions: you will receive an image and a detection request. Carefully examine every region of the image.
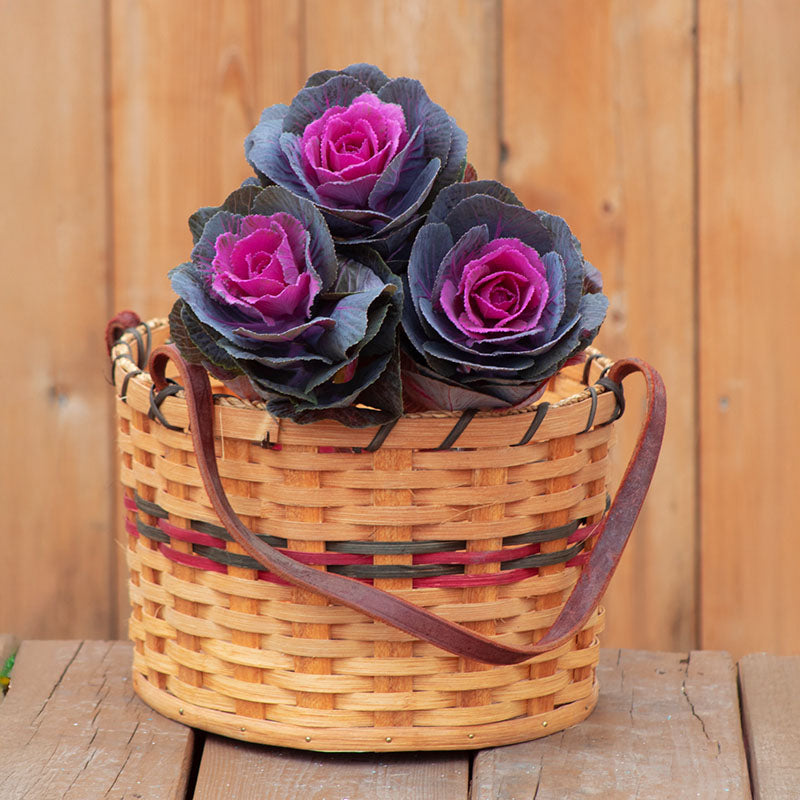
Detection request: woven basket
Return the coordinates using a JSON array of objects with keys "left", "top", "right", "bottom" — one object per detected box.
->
[{"left": 108, "top": 315, "right": 663, "bottom": 752}]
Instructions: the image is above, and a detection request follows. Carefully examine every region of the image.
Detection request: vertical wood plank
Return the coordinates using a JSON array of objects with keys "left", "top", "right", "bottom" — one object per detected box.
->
[
  {"left": 699, "top": 0, "right": 800, "bottom": 656},
  {"left": 193, "top": 736, "right": 469, "bottom": 800},
  {"left": 739, "top": 654, "right": 800, "bottom": 799},
  {"left": 502, "top": 0, "right": 697, "bottom": 651},
  {"left": 110, "top": 0, "right": 303, "bottom": 635},
  {"left": 111, "top": 0, "right": 304, "bottom": 318},
  {"left": 303, "top": 0, "right": 501, "bottom": 179},
  {"left": 0, "top": 0, "right": 113, "bottom": 639}
]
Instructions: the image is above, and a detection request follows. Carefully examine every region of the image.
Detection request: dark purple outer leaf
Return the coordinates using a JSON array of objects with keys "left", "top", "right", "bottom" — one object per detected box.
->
[
  {"left": 535, "top": 210, "right": 586, "bottom": 322},
  {"left": 283, "top": 74, "right": 370, "bottom": 134},
  {"left": 428, "top": 180, "right": 524, "bottom": 224},
  {"left": 444, "top": 195, "right": 553, "bottom": 255},
  {"left": 435, "top": 115, "right": 468, "bottom": 192},
  {"left": 188, "top": 184, "right": 262, "bottom": 245},
  {"left": 244, "top": 104, "right": 289, "bottom": 177}
]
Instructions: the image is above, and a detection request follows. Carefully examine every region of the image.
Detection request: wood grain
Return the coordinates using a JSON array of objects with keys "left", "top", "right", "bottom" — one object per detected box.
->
[
  {"left": 8, "top": 0, "right": 799, "bottom": 661},
  {"left": 471, "top": 649, "right": 750, "bottom": 799},
  {"left": 193, "top": 735, "right": 469, "bottom": 799},
  {"left": 699, "top": 0, "right": 800, "bottom": 657},
  {"left": 0, "top": 0, "right": 114, "bottom": 640},
  {"left": 502, "top": 0, "right": 697, "bottom": 652},
  {"left": 739, "top": 653, "right": 800, "bottom": 799},
  {"left": 110, "top": 0, "right": 303, "bottom": 636},
  {"left": 0, "top": 640, "right": 194, "bottom": 800},
  {"left": 303, "top": 0, "right": 501, "bottom": 179},
  {"left": 111, "top": 0, "right": 303, "bottom": 319}
]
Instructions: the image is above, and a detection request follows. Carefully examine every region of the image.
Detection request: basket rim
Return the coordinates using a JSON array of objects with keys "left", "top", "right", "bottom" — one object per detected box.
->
[{"left": 109, "top": 317, "right": 620, "bottom": 449}]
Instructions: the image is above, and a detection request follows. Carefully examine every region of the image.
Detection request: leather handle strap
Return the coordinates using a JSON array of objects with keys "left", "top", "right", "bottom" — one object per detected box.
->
[{"left": 147, "top": 344, "right": 665, "bottom": 665}]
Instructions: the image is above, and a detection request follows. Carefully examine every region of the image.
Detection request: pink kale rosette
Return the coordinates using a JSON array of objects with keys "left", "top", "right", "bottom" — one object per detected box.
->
[
  {"left": 244, "top": 63, "right": 467, "bottom": 265},
  {"left": 401, "top": 181, "right": 608, "bottom": 410},
  {"left": 169, "top": 185, "right": 403, "bottom": 426}
]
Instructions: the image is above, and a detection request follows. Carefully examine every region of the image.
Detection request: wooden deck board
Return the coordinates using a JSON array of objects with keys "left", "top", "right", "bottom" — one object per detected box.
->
[
  {"left": 0, "top": 641, "right": 194, "bottom": 800},
  {"left": 193, "top": 735, "right": 469, "bottom": 799},
  {"left": 1, "top": 642, "right": 786, "bottom": 798},
  {"left": 739, "top": 654, "right": 800, "bottom": 799},
  {"left": 471, "top": 650, "right": 751, "bottom": 799}
]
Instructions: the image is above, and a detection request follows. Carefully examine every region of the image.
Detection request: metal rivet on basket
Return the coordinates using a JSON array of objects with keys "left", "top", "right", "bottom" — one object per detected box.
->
[
  {"left": 178, "top": 708, "right": 184, "bottom": 715},
  {"left": 467, "top": 733, "right": 475, "bottom": 740},
  {"left": 305, "top": 736, "right": 312, "bottom": 742},
  {"left": 240, "top": 726, "right": 246, "bottom": 732},
  {"left": 385, "top": 737, "right": 393, "bottom": 743},
  {"left": 542, "top": 720, "right": 548, "bottom": 727}
]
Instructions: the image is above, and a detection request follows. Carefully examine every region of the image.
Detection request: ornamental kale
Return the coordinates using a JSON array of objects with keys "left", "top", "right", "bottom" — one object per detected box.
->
[
  {"left": 400, "top": 181, "right": 608, "bottom": 410},
  {"left": 164, "top": 65, "right": 610, "bottom": 426},
  {"left": 244, "top": 63, "right": 467, "bottom": 266},
  {"left": 168, "top": 185, "right": 403, "bottom": 426}
]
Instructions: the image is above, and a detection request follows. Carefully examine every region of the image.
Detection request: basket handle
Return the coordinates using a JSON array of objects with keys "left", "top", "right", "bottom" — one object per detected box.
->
[{"left": 148, "top": 344, "right": 665, "bottom": 665}]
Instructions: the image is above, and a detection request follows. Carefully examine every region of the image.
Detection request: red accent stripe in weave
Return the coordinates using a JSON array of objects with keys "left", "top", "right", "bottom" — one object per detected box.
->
[
  {"left": 158, "top": 543, "right": 227, "bottom": 574},
  {"left": 129, "top": 510, "right": 597, "bottom": 589},
  {"left": 158, "top": 519, "right": 227, "bottom": 548},
  {"left": 413, "top": 543, "right": 535, "bottom": 566},
  {"left": 123, "top": 496, "right": 137, "bottom": 512}
]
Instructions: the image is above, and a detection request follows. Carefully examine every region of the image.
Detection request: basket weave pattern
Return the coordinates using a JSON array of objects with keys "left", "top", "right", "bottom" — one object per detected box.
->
[{"left": 112, "top": 319, "right": 618, "bottom": 751}]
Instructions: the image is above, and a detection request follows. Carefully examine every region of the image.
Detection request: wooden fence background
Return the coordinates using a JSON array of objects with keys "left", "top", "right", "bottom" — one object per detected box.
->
[{"left": 1, "top": 0, "right": 798, "bottom": 658}]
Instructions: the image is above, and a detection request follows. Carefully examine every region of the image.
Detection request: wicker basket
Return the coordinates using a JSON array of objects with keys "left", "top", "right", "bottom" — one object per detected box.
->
[{"left": 108, "top": 315, "right": 663, "bottom": 752}]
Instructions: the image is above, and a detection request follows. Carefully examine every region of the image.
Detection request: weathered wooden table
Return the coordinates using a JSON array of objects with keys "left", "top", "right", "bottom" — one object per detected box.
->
[{"left": 0, "top": 638, "right": 797, "bottom": 799}]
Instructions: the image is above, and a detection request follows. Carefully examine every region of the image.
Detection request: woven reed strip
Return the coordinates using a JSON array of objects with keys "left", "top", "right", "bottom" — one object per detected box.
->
[
  {"left": 133, "top": 668, "right": 598, "bottom": 750},
  {"left": 124, "top": 435, "right": 610, "bottom": 545},
  {"left": 370, "top": 446, "right": 415, "bottom": 727},
  {"left": 160, "top": 570, "right": 225, "bottom": 607},
  {"left": 137, "top": 644, "right": 178, "bottom": 679},
  {"left": 528, "top": 432, "right": 577, "bottom": 716},
  {"left": 219, "top": 436, "right": 266, "bottom": 720},
  {"left": 135, "top": 445, "right": 609, "bottom": 495},
  {"left": 164, "top": 638, "right": 230, "bottom": 677},
  {"left": 129, "top": 406, "right": 169, "bottom": 691},
  {"left": 455, "top": 461, "right": 508, "bottom": 710},
  {"left": 573, "top": 436, "right": 610, "bottom": 686},
  {"left": 280, "top": 445, "right": 335, "bottom": 711},
  {"left": 117, "top": 402, "right": 147, "bottom": 673},
  {"left": 129, "top": 569, "right": 172, "bottom": 609},
  {"left": 165, "top": 673, "right": 238, "bottom": 714},
  {"left": 164, "top": 437, "right": 205, "bottom": 693}
]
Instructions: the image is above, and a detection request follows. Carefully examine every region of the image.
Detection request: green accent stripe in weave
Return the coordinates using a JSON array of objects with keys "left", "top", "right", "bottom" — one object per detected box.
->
[{"left": 136, "top": 518, "right": 170, "bottom": 543}]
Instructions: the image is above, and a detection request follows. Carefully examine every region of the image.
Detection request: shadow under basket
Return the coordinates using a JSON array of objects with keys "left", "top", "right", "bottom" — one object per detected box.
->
[{"left": 108, "top": 316, "right": 663, "bottom": 752}]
